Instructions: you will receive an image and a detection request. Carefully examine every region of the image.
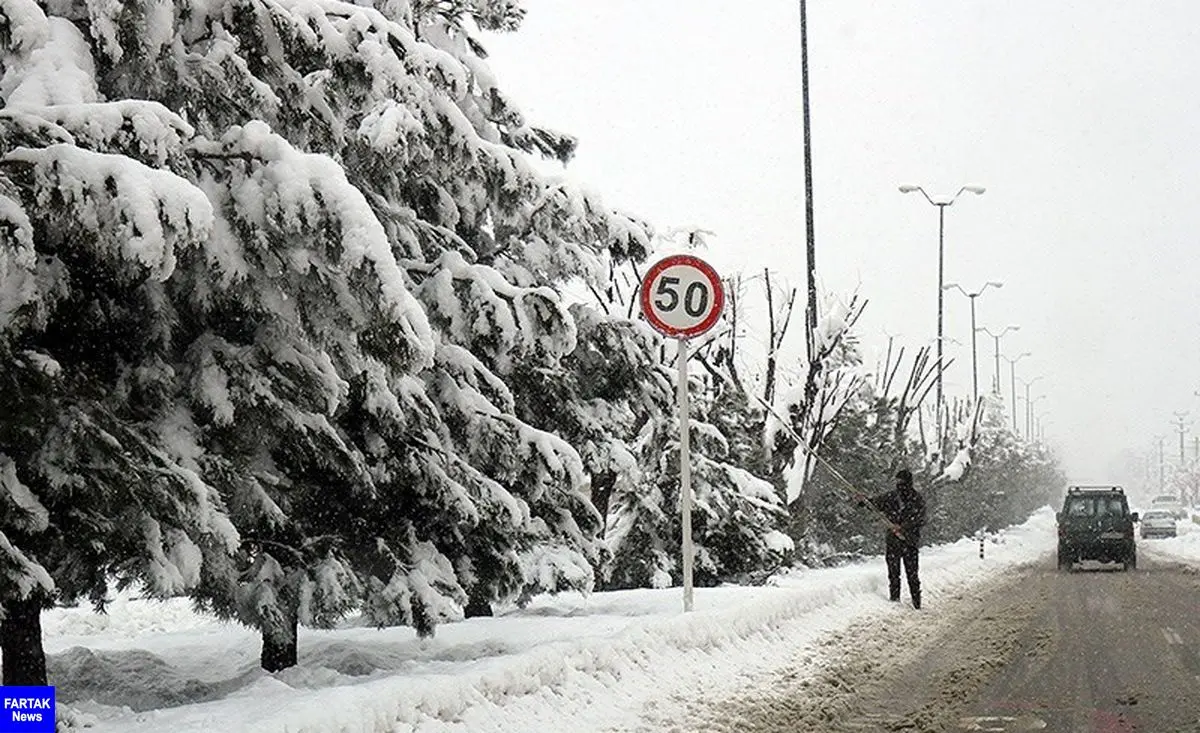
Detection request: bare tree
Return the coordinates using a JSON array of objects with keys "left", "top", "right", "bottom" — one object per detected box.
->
[
  {"left": 770, "top": 293, "right": 867, "bottom": 500},
  {"left": 762, "top": 269, "right": 798, "bottom": 409},
  {"left": 877, "top": 344, "right": 943, "bottom": 458}
]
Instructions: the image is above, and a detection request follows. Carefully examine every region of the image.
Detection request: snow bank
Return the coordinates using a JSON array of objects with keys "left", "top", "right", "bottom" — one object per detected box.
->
[
  {"left": 49, "top": 510, "right": 1058, "bottom": 733},
  {"left": 1138, "top": 513, "right": 1200, "bottom": 564}
]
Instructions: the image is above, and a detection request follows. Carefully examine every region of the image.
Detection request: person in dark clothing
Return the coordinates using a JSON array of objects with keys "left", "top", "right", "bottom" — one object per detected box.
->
[{"left": 859, "top": 468, "right": 927, "bottom": 609}]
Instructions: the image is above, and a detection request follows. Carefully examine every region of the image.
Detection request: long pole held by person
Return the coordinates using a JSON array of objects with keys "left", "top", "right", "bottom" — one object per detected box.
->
[{"left": 640, "top": 255, "right": 724, "bottom": 612}]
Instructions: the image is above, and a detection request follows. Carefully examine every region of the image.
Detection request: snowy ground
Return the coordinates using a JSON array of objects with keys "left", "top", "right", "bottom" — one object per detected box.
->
[{"left": 44, "top": 508, "right": 1200, "bottom": 733}]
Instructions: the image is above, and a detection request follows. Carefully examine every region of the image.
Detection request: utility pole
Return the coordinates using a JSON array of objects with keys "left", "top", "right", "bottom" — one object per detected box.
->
[
  {"left": 1158, "top": 436, "right": 1166, "bottom": 493},
  {"left": 1171, "top": 412, "right": 1191, "bottom": 503},
  {"left": 1018, "top": 376, "right": 1043, "bottom": 440},
  {"left": 1173, "top": 411, "right": 1189, "bottom": 466},
  {"left": 800, "top": 0, "right": 817, "bottom": 357}
]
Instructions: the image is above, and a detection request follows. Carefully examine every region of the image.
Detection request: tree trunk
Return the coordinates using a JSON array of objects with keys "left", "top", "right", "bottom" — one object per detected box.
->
[
  {"left": 1, "top": 595, "right": 48, "bottom": 686},
  {"left": 260, "top": 610, "right": 298, "bottom": 672},
  {"left": 590, "top": 471, "right": 617, "bottom": 536},
  {"left": 464, "top": 586, "right": 493, "bottom": 618}
]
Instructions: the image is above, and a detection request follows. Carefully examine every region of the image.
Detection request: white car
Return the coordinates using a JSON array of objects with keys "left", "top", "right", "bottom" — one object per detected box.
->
[
  {"left": 1140, "top": 509, "right": 1178, "bottom": 539},
  {"left": 1150, "top": 495, "right": 1188, "bottom": 520}
]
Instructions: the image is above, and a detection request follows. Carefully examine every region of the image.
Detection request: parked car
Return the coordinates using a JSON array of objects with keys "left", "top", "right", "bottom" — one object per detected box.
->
[
  {"left": 1139, "top": 509, "right": 1177, "bottom": 539},
  {"left": 1150, "top": 494, "right": 1188, "bottom": 520}
]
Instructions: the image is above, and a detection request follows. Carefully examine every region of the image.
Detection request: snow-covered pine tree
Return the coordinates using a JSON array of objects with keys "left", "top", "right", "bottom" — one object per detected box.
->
[
  {"left": 510, "top": 301, "right": 671, "bottom": 596},
  {"left": 604, "top": 340, "right": 792, "bottom": 590},
  {"left": 356, "top": 3, "right": 653, "bottom": 614},
  {"left": 174, "top": 121, "right": 444, "bottom": 670},
  {"left": 0, "top": 0, "right": 241, "bottom": 684},
  {"left": 1, "top": 0, "right": 658, "bottom": 669}
]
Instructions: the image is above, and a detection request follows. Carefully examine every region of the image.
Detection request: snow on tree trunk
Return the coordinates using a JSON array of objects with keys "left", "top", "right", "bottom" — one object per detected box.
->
[
  {"left": 0, "top": 594, "right": 47, "bottom": 686},
  {"left": 259, "top": 606, "right": 299, "bottom": 674}
]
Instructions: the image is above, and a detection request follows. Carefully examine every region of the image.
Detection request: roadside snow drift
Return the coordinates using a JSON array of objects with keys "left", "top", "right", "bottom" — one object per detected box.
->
[{"left": 47, "top": 509, "right": 1063, "bottom": 733}]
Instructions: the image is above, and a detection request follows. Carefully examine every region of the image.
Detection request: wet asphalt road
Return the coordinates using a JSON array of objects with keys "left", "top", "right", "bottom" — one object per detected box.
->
[
  {"left": 687, "top": 548, "right": 1200, "bottom": 733},
  {"left": 956, "top": 551, "right": 1200, "bottom": 732}
]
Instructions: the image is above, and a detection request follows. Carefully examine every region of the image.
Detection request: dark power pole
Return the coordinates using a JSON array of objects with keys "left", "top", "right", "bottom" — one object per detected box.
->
[
  {"left": 800, "top": 0, "right": 817, "bottom": 350},
  {"left": 1158, "top": 436, "right": 1166, "bottom": 493},
  {"left": 1173, "top": 412, "right": 1189, "bottom": 465}
]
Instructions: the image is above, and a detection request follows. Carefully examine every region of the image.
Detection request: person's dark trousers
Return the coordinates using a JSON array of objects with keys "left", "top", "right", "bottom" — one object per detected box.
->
[{"left": 885, "top": 535, "right": 921, "bottom": 608}]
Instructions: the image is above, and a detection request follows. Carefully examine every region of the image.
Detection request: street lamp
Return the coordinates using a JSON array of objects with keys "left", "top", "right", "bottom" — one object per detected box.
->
[
  {"left": 1019, "top": 379, "right": 1046, "bottom": 439},
  {"left": 900, "top": 183, "right": 986, "bottom": 463},
  {"left": 1002, "top": 352, "right": 1031, "bottom": 433},
  {"left": 1035, "top": 411, "right": 1052, "bottom": 443},
  {"left": 944, "top": 281, "right": 1003, "bottom": 404},
  {"left": 1027, "top": 395, "right": 1047, "bottom": 439},
  {"left": 977, "top": 325, "right": 1020, "bottom": 395}
]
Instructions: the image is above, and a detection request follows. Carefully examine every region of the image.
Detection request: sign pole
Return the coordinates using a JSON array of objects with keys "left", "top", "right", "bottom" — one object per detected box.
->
[
  {"left": 677, "top": 336, "right": 694, "bottom": 612},
  {"left": 638, "top": 253, "right": 723, "bottom": 614}
]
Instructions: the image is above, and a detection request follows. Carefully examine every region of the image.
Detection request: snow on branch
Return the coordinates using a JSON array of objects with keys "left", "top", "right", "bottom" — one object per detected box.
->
[
  {"left": 411, "top": 250, "right": 577, "bottom": 367},
  {"left": 1, "top": 10, "right": 99, "bottom": 107},
  {"left": 0, "top": 454, "right": 48, "bottom": 533},
  {"left": 28, "top": 101, "right": 195, "bottom": 165},
  {"left": 0, "top": 0, "right": 51, "bottom": 53},
  {"left": 4, "top": 144, "right": 213, "bottom": 280},
  {"left": 0, "top": 528, "right": 54, "bottom": 599},
  {"left": 0, "top": 192, "right": 35, "bottom": 331},
  {"left": 191, "top": 121, "right": 434, "bottom": 360},
  {"left": 266, "top": 0, "right": 467, "bottom": 97}
]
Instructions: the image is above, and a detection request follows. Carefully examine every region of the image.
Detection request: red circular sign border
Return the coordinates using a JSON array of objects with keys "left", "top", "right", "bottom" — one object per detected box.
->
[{"left": 639, "top": 254, "right": 725, "bottom": 339}]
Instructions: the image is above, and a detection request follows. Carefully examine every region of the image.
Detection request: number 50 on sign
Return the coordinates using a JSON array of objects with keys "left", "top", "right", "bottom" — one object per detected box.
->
[{"left": 639, "top": 255, "right": 724, "bottom": 338}]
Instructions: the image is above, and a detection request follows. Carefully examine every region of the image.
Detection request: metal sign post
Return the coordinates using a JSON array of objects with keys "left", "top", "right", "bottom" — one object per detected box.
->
[
  {"left": 676, "top": 336, "right": 694, "bottom": 611},
  {"left": 639, "top": 254, "right": 724, "bottom": 613}
]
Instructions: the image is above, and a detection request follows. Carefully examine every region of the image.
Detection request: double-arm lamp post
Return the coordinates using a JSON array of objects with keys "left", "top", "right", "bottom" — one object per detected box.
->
[
  {"left": 1002, "top": 352, "right": 1032, "bottom": 433},
  {"left": 899, "top": 184, "right": 986, "bottom": 462},
  {"left": 1019, "top": 377, "right": 1046, "bottom": 439},
  {"left": 943, "top": 281, "right": 1003, "bottom": 405},
  {"left": 1035, "top": 411, "right": 1051, "bottom": 442},
  {"left": 978, "top": 325, "right": 1020, "bottom": 394}
]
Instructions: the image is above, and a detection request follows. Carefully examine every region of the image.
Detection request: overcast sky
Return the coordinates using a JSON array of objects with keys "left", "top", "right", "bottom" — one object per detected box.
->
[{"left": 484, "top": 1, "right": 1200, "bottom": 484}]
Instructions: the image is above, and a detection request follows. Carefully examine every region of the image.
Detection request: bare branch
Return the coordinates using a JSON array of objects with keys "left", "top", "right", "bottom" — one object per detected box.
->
[
  {"left": 585, "top": 281, "right": 611, "bottom": 316},
  {"left": 776, "top": 288, "right": 798, "bottom": 351}
]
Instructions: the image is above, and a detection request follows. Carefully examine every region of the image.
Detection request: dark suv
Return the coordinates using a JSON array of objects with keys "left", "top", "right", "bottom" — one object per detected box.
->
[{"left": 1056, "top": 486, "right": 1138, "bottom": 571}]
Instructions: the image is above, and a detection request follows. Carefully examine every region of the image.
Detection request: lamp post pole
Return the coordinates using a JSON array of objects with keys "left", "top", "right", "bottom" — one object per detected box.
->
[
  {"left": 1021, "top": 382, "right": 1045, "bottom": 439},
  {"left": 900, "top": 184, "right": 986, "bottom": 464},
  {"left": 945, "top": 282, "right": 1003, "bottom": 405},
  {"left": 1027, "top": 396, "right": 1040, "bottom": 438},
  {"left": 978, "top": 325, "right": 1020, "bottom": 395},
  {"left": 1035, "top": 411, "right": 1051, "bottom": 443},
  {"left": 1003, "top": 353, "right": 1032, "bottom": 434}
]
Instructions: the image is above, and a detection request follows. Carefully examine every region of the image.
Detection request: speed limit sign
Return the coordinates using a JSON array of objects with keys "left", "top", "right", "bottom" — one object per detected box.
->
[
  {"left": 638, "top": 254, "right": 724, "bottom": 615},
  {"left": 639, "top": 254, "right": 725, "bottom": 338}
]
